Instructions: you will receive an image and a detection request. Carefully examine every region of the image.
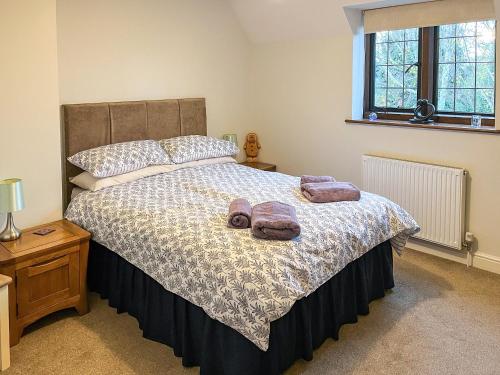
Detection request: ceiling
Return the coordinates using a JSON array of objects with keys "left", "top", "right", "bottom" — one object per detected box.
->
[{"left": 226, "top": 0, "right": 438, "bottom": 43}]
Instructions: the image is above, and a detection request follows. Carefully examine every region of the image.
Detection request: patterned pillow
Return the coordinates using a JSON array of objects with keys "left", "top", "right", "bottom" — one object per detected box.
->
[
  {"left": 159, "top": 135, "right": 239, "bottom": 164},
  {"left": 68, "top": 140, "right": 172, "bottom": 178}
]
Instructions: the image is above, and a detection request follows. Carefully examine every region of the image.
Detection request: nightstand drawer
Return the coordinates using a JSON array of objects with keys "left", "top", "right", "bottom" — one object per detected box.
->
[{"left": 16, "top": 248, "right": 80, "bottom": 318}]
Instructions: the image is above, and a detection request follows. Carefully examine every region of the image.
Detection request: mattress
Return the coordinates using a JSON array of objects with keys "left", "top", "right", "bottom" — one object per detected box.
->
[{"left": 65, "top": 161, "right": 419, "bottom": 350}]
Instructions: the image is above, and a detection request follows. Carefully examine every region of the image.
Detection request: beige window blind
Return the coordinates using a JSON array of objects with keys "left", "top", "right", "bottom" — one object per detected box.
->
[{"left": 364, "top": 0, "right": 495, "bottom": 33}]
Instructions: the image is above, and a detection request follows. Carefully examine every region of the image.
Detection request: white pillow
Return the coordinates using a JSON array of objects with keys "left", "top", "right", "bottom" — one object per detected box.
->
[
  {"left": 68, "top": 140, "right": 172, "bottom": 178},
  {"left": 71, "top": 156, "right": 236, "bottom": 192},
  {"left": 70, "top": 164, "right": 176, "bottom": 192},
  {"left": 159, "top": 135, "right": 239, "bottom": 164}
]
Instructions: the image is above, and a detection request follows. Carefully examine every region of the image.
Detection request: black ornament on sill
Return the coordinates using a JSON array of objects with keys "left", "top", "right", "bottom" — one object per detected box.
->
[{"left": 409, "top": 99, "right": 435, "bottom": 124}]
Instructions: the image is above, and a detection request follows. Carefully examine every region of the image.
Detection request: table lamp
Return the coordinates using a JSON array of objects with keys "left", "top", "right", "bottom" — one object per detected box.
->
[
  {"left": 0, "top": 178, "right": 25, "bottom": 241},
  {"left": 222, "top": 134, "right": 238, "bottom": 146}
]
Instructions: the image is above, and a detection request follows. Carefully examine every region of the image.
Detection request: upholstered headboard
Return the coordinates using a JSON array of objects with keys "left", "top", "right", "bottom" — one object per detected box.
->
[{"left": 61, "top": 98, "right": 207, "bottom": 209}]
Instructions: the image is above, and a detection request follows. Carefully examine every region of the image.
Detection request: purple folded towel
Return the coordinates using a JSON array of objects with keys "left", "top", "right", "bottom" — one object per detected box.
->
[
  {"left": 228, "top": 198, "right": 252, "bottom": 229},
  {"left": 300, "top": 175, "right": 336, "bottom": 185},
  {"left": 251, "top": 201, "right": 301, "bottom": 240},
  {"left": 301, "top": 182, "right": 361, "bottom": 203}
]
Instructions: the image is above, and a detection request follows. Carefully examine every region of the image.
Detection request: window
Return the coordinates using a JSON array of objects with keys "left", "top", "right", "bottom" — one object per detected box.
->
[
  {"left": 436, "top": 21, "right": 496, "bottom": 115},
  {"left": 371, "top": 28, "right": 421, "bottom": 111},
  {"left": 366, "top": 20, "right": 496, "bottom": 125}
]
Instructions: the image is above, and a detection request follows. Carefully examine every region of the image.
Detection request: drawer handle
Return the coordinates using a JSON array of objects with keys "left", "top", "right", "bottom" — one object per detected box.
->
[{"left": 27, "top": 256, "right": 69, "bottom": 277}]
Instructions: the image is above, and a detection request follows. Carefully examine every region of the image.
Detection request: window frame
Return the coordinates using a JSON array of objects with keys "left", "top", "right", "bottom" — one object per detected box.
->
[
  {"left": 365, "top": 25, "right": 496, "bottom": 127},
  {"left": 367, "top": 29, "right": 423, "bottom": 114},
  {"left": 433, "top": 23, "right": 497, "bottom": 118}
]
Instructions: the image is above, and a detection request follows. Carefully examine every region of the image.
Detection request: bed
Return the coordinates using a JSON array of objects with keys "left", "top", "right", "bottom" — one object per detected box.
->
[{"left": 62, "top": 98, "right": 419, "bottom": 374}]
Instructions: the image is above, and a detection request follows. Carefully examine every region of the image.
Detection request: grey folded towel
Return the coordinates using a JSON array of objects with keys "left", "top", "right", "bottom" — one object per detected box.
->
[
  {"left": 228, "top": 198, "right": 252, "bottom": 229},
  {"left": 300, "top": 175, "right": 336, "bottom": 185},
  {"left": 251, "top": 201, "right": 301, "bottom": 240},
  {"left": 301, "top": 182, "right": 361, "bottom": 203}
]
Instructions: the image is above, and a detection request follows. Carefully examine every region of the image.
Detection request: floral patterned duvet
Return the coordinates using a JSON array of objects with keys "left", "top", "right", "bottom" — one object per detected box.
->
[{"left": 65, "top": 161, "right": 419, "bottom": 351}]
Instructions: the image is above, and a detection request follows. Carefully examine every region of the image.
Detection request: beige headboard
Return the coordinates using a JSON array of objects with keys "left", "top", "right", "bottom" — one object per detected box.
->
[{"left": 61, "top": 98, "right": 207, "bottom": 209}]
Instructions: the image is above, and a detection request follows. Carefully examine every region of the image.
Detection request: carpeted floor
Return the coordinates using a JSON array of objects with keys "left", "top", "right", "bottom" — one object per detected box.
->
[{"left": 5, "top": 248, "right": 500, "bottom": 375}]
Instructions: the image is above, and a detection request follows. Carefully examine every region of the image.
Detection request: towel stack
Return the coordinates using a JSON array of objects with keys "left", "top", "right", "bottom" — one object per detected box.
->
[
  {"left": 300, "top": 175, "right": 361, "bottom": 203},
  {"left": 227, "top": 199, "right": 301, "bottom": 240}
]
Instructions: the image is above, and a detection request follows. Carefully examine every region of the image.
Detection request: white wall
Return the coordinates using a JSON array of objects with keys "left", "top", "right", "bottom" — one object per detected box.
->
[
  {"left": 0, "top": 0, "right": 61, "bottom": 229},
  {"left": 0, "top": 0, "right": 252, "bottom": 232},
  {"left": 3, "top": 0, "right": 499, "bottom": 274},
  {"left": 249, "top": 34, "right": 500, "bottom": 272},
  {"left": 57, "top": 0, "right": 253, "bottom": 148}
]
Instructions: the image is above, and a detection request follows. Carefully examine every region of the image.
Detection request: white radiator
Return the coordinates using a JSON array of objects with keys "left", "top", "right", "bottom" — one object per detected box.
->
[{"left": 362, "top": 155, "right": 467, "bottom": 250}]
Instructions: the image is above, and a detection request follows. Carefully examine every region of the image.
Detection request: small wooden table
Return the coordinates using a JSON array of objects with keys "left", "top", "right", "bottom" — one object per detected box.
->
[
  {"left": 239, "top": 161, "right": 276, "bottom": 172},
  {"left": 0, "top": 220, "right": 90, "bottom": 346}
]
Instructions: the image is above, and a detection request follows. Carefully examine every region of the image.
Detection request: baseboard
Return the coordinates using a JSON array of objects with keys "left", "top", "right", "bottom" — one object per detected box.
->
[
  {"left": 406, "top": 239, "right": 467, "bottom": 264},
  {"left": 406, "top": 239, "right": 500, "bottom": 275},
  {"left": 472, "top": 252, "right": 500, "bottom": 275}
]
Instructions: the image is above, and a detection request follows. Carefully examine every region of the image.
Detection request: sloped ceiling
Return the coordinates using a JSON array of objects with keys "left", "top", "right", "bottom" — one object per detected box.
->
[{"left": 226, "top": 0, "right": 437, "bottom": 43}]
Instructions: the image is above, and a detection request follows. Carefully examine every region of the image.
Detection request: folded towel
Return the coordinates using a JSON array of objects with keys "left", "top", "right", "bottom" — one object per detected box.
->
[
  {"left": 300, "top": 175, "right": 336, "bottom": 185},
  {"left": 228, "top": 198, "right": 252, "bottom": 229},
  {"left": 251, "top": 201, "right": 301, "bottom": 240},
  {"left": 301, "top": 182, "right": 361, "bottom": 203}
]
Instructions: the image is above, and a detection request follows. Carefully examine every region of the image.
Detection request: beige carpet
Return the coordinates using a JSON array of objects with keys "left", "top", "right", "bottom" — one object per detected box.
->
[{"left": 5, "top": 249, "right": 500, "bottom": 375}]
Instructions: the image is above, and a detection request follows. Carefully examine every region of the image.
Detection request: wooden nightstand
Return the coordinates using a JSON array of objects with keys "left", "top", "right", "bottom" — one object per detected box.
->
[
  {"left": 239, "top": 161, "right": 277, "bottom": 172},
  {"left": 0, "top": 219, "right": 90, "bottom": 346}
]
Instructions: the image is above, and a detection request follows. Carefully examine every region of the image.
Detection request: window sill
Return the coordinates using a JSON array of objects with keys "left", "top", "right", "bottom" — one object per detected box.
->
[{"left": 345, "top": 118, "right": 500, "bottom": 134}]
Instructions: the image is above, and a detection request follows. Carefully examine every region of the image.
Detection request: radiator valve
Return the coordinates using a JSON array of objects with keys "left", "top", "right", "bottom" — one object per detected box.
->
[
  {"left": 465, "top": 232, "right": 475, "bottom": 245},
  {"left": 464, "top": 232, "right": 475, "bottom": 268}
]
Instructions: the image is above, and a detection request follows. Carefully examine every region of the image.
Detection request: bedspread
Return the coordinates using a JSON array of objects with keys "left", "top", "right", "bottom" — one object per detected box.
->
[{"left": 65, "top": 162, "right": 419, "bottom": 351}]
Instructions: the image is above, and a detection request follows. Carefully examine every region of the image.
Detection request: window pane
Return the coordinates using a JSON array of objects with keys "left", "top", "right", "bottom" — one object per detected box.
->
[
  {"left": 388, "top": 66, "right": 404, "bottom": 88},
  {"left": 440, "top": 24, "right": 456, "bottom": 38},
  {"left": 437, "top": 89, "right": 455, "bottom": 112},
  {"left": 476, "top": 63, "right": 495, "bottom": 88},
  {"left": 456, "top": 37, "right": 476, "bottom": 62},
  {"left": 405, "top": 41, "right": 419, "bottom": 64},
  {"left": 372, "top": 28, "right": 420, "bottom": 110},
  {"left": 456, "top": 22, "right": 476, "bottom": 37},
  {"left": 455, "top": 63, "right": 475, "bottom": 88},
  {"left": 455, "top": 89, "right": 475, "bottom": 113},
  {"left": 436, "top": 20, "right": 496, "bottom": 115},
  {"left": 389, "top": 29, "right": 405, "bottom": 42},
  {"left": 404, "top": 89, "right": 418, "bottom": 108},
  {"left": 375, "top": 42, "right": 388, "bottom": 65},
  {"left": 477, "top": 20, "right": 495, "bottom": 37},
  {"left": 374, "top": 88, "right": 387, "bottom": 107},
  {"left": 405, "top": 28, "right": 419, "bottom": 40},
  {"left": 376, "top": 31, "right": 389, "bottom": 43},
  {"left": 476, "top": 89, "right": 495, "bottom": 114},
  {"left": 387, "top": 89, "right": 404, "bottom": 107},
  {"left": 438, "top": 64, "right": 455, "bottom": 88},
  {"left": 404, "top": 65, "right": 418, "bottom": 87},
  {"left": 477, "top": 40, "right": 495, "bottom": 62},
  {"left": 388, "top": 42, "right": 404, "bottom": 65},
  {"left": 375, "top": 66, "right": 387, "bottom": 87},
  {"left": 438, "top": 38, "right": 455, "bottom": 63}
]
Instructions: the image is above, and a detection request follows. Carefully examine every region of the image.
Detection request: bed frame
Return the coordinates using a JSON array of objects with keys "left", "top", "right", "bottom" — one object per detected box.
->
[{"left": 61, "top": 98, "right": 207, "bottom": 209}]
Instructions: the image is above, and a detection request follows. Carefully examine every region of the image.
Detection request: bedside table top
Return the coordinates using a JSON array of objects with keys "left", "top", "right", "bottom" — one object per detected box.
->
[
  {"left": 239, "top": 161, "right": 276, "bottom": 171},
  {"left": 0, "top": 220, "right": 90, "bottom": 266}
]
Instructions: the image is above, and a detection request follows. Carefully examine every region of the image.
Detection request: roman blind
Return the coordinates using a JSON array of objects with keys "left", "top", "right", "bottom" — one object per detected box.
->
[{"left": 364, "top": 0, "right": 495, "bottom": 33}]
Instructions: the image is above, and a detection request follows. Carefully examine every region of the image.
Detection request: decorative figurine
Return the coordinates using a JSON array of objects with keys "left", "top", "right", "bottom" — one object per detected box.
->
[
  {"left": 409, "top": 99, "right": 435, "bottom": 124},
  {"left": 243, "top": 133, "right": 261, "bottom": 162}
]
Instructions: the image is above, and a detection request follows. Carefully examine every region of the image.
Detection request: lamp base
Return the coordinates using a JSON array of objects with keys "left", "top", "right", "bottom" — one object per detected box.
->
[{"left": 0, "top": 212, "right": 22, "bottom": 242}]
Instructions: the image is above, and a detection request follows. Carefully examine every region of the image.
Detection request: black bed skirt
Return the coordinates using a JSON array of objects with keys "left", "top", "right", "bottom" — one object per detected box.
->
[{"left": 88, "top": 241, "right": 394, "bottom": 375}]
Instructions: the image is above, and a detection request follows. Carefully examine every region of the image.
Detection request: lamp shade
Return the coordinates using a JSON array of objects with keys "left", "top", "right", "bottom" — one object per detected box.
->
[
  {"left": 0, "top": 178, "right": 25, "bottom": 213},
  {"left": 222, "top": 134, "right": 238, "bottom": 146}
]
